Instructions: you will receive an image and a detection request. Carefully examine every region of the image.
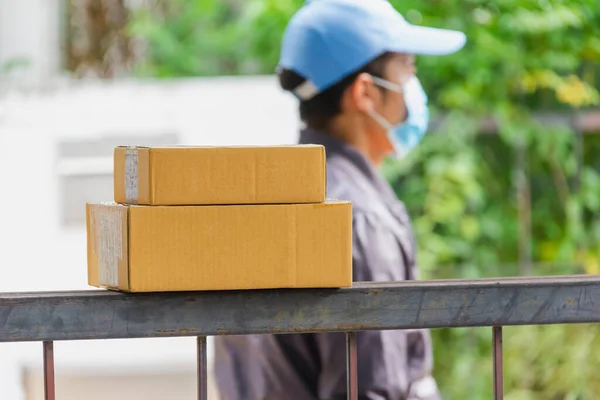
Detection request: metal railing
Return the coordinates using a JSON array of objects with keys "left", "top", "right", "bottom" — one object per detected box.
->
[{"left": 2, "top": 275, "right": 600, "bottom": 400}]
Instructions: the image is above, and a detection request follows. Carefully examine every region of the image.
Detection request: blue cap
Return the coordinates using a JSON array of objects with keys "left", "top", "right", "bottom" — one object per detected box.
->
[{"left": 278, "top": 0, "right": 466, "bottom": 100}]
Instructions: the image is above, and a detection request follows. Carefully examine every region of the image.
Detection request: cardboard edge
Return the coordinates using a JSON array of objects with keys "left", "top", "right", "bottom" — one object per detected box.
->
[
  {"left": 340, "top": 201, "right": 353, "bottom": 287},
  {"left": 290, "top": 201, "right": 353, "bottom": 289},
  {"left": 113, "top": 148, "right": 126, "bottom": 204},
  {"left": 318, "top": 145, "right": 327, "bottom": 202},
  {"left": 138, "top": 148, "right": 151, "bottom": 205},
  {"left": 86, "top": 203, "right": 100, "bottom": 287},
  {"left": 125, "top": 206, "right": 143, "bottom": 292},
  {"left": 311, "top": 200, "right": 352, "bottom": 288},
  {"left": 326, "top": 200, "right": 354, "bottom": 288},
  {"left": 114, "top": 146, "right": 151, "bottom": 205},
  {"left": 118, "top": 206, "right": 130, "bottom": 291}
]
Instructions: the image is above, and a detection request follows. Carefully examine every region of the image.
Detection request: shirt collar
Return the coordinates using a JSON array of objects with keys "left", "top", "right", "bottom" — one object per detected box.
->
[{"left": 299, "top": 128, "right": 399, "bottom": 202}]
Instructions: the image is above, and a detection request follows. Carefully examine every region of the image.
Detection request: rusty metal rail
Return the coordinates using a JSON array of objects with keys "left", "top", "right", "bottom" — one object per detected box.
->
[{"left": 2, "top": 275, "right": 600, "bottom": 399}]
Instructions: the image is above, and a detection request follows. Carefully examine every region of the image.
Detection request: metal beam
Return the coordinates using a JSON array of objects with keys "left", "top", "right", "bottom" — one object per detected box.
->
[
  {"left": 2, "top": 275, "right": 600, "bottom": 342},
  {"left": 429, "top": 109, "right": 600, "bottom": 135}
]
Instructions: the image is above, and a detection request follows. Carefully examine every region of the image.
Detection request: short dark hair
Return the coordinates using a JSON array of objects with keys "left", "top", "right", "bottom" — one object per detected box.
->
[{"left": 278, "top": 52, "right": 393, "bottom": 131}]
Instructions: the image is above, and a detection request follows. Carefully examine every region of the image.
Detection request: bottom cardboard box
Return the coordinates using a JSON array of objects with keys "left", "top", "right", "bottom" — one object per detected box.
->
[{"left": 86, "top": 200, "right": 352, "bottom": 292}]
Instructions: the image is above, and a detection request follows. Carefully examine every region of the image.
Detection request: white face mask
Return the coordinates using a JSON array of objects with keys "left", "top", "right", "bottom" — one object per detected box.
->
[{"left": 367, "top": 75, "right": 430, "bottom": 158}]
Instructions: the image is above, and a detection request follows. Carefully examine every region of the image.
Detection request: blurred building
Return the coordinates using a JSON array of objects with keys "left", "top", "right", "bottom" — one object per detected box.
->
[{"left": 0, "top": 1, "right": 300, "bottom": 399}]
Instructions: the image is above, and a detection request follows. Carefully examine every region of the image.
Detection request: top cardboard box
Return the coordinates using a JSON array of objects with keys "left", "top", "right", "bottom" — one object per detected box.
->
[{"left": 114, "top": 145, "right": 326, "bottom": 205}]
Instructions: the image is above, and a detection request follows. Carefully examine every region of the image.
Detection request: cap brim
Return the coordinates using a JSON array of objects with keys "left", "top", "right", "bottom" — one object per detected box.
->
[{"left": 389, "top": 24, "right": 466, "bottom": 56}]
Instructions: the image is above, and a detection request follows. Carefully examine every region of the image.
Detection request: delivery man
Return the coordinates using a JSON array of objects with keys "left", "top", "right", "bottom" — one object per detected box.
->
[{"left": 214, "top": 0, "right": 466, "bottom": 399}]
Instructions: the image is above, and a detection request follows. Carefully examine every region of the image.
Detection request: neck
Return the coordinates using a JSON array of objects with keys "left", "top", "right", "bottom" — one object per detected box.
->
[{"left": 325, "top": 117, "right": 384, "bottom": 166}]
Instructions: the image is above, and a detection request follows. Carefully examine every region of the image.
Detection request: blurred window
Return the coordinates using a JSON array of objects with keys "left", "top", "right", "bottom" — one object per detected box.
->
[{"left": 57, "top": 133, "right": 179, "bottom": 227}]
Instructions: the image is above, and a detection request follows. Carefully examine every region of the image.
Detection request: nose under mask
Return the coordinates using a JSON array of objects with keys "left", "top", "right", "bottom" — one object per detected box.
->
[{"left": 368, "top": 75, "right": 430, "bottom": 158}]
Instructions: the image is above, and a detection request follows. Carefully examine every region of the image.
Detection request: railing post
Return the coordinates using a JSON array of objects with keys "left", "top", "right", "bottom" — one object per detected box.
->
[
  {"left": 43, "top": 341, "right": 55, "bottom": 400},
  {"left": 197, "top": 336, "right": 208, "bottom": 400},
  {"left": 346, "top": 331, "right": 358, "bottom": 400},
  {"left": 493, "top": 326, "right": 503, "bottom": 400}
]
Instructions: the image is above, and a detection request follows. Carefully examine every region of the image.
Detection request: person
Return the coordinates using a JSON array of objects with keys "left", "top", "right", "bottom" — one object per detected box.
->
[{"left": 214, "top": 0, "right": 466, "bottom": 399}]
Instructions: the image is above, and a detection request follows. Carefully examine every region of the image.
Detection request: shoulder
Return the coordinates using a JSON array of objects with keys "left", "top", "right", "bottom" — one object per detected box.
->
[
  {"left": 326, "top": 165, "right": 407, "bottom": 234},
  {"left": 350, "top": 209, "right": 411, "bottom": 282},
  {"left": 325, "top": 157, "right": 382, "bottom": 214}
]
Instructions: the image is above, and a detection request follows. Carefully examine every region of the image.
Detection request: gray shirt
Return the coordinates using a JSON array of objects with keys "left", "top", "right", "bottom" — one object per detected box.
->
[{"left": 214, "top": 129, "right": 436, "bottom": 400}]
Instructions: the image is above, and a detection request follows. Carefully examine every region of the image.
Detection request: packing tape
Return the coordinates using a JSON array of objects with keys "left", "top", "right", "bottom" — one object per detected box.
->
[
  {"left": 125, "top": 147, "right": 138, "bottom": 204},
  {"left": 92, "top": 205, "right": 123, "bottom": 288}
]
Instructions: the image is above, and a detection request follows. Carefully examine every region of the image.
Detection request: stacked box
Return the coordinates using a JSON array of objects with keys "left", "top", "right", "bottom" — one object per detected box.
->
[{"left": 86, "top": 145, "right": 352, "bottom": 292}]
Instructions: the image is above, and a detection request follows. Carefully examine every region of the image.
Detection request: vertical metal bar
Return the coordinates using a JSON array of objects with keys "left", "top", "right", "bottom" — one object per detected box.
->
[
  {"left": 43, "top": 341, "right": 55, "bottom": 400},
  {"left": 346, "top": 332, "right": 358, "bottom": 400},
  {"left": 573, "top": 111, "right": 583, "bottom": 193},
  {"left": 516, "top": 141, "right": 532, "bottom": 276},
  {"left": 493, "top": 327, "right": 504, "bottom": 400},
  {"left": 573, "top": 111, "right": 585, "bottom": 257},
  {"left": 515, "top": 90, "right": 532, "bottom": 276},
  {"left": 197, "top": 336, "right": 208, "bottom": 400}
]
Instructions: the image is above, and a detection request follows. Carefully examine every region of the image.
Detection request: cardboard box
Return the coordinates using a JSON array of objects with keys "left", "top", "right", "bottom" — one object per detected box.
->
[
  {"left": 86, "top": 201, "right": 352, "bottom": 292},
  {"left": 114, "top": 145, "right": 326, "bottom": 205}
]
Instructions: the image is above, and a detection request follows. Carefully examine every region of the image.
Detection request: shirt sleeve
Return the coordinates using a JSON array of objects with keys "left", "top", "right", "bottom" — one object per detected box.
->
[
  {"left": 351, "top": 211, "right": 409, "bottom": 282},
  {"left": 315, "top": 211, "right": 411, "bottom": 400}
]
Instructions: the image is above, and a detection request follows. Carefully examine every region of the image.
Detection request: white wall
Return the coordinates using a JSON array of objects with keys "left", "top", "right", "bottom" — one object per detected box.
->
[
  {"left": 0, "top": 0, "right": 63, "bottom": 87},
  {"left": 0, "top": 76, "right": 301, "bottom": 399}
]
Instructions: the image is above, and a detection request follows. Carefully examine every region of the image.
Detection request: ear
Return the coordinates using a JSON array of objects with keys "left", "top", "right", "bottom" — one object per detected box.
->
[{"left": 347, "top": 73, "right": 379, "bottom": 113}]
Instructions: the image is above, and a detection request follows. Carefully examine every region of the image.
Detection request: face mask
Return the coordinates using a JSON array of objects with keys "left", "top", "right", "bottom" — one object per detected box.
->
[{"left": 368, "top": 75, "right": 429, "bottom": 158}]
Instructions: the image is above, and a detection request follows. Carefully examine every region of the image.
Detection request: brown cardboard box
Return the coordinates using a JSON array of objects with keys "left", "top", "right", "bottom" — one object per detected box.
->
[
  {"left": 114, "top": 145, "right": 326, "bottom": 205},
  {"left": 86, "top": 201, "right": 352, "bottom": 292}
]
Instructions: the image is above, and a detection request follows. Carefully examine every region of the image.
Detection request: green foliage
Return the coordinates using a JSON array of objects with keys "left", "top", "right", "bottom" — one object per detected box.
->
[
  {"left": 128, "top": 1, "right": 600, "bottom": 398},
  {"left": 436, "top": 323, "right": 600, "bottom": 400},
  {"left": 377, "top": 4, "right": 600, "bottom": 396},
  {"left": 384, "top": 122, "right": 600, "bottom": 398},
  {"left": 128, "top": 0, "right": 301, "bottom": 77},
  {"left": 129, "top": 0, "right": 252, "bottom": 77}
]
